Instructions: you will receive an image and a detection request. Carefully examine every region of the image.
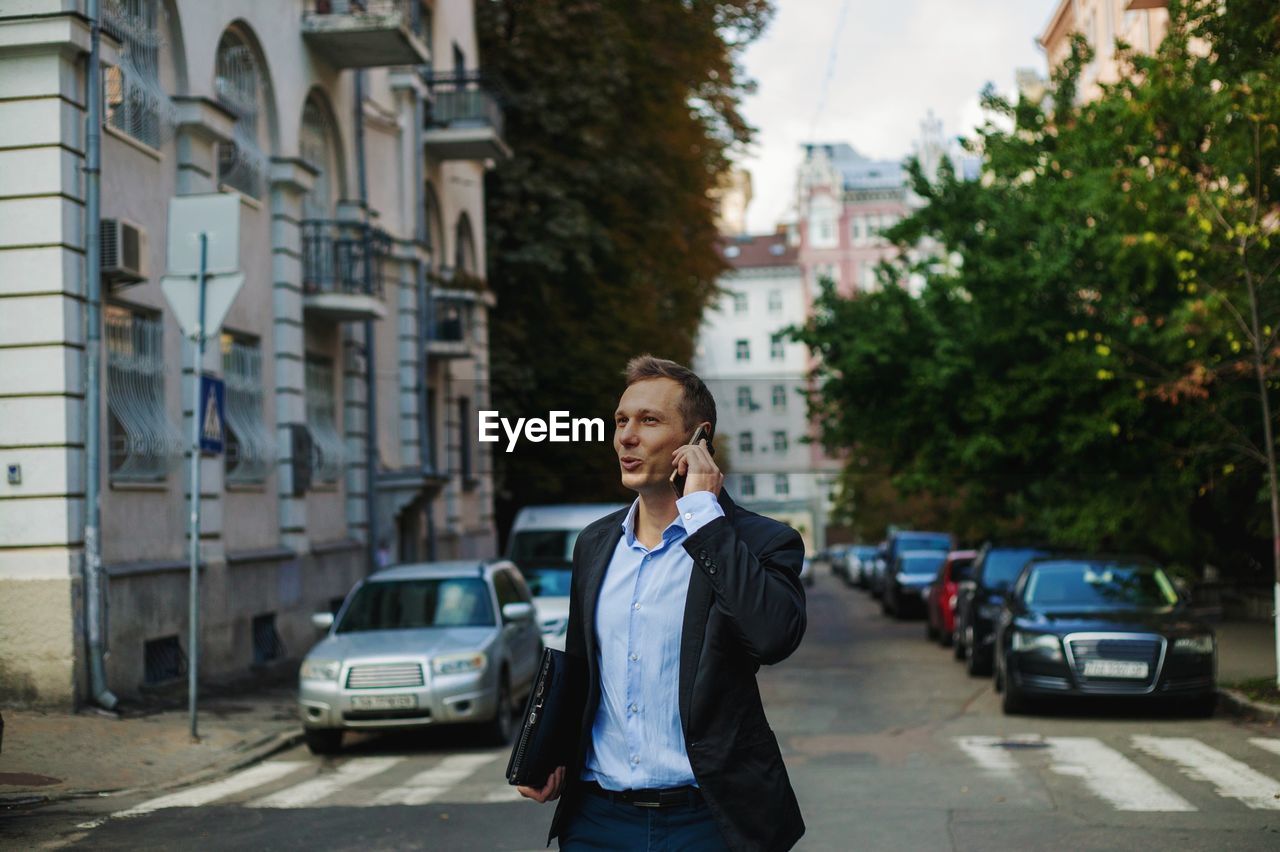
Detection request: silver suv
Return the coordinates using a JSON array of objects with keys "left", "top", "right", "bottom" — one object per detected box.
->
[{"left": 298, "top": 560, "right": 543, "bottom": 754}]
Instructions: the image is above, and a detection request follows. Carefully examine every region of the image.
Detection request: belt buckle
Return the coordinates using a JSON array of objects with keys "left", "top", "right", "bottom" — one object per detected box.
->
[{"left": 632, "top": 797, "right": 662, "bottom": 808}]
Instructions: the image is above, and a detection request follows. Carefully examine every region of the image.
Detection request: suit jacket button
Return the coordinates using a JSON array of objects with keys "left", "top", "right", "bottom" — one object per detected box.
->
[
  {"left": 698, "top": 549, "right": 708, "bottom": 560},
  {"left": 708, "top": 564, "right": 718, "bottom": 575}
]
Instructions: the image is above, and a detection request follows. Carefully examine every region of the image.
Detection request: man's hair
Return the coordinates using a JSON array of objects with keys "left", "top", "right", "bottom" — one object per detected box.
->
[{"left": 623, "top": 355, "right": 717, "bottom": 441}]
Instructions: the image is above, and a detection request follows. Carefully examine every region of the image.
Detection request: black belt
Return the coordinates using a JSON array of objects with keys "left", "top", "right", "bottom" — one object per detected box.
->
[{"left": 584, "top": 780, "right": 703, "bottom": 809}]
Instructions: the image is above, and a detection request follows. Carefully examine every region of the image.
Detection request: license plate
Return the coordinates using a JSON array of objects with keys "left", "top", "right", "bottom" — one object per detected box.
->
[
  {"left": 350, "top": 694, "right": 417, "bottom": 710},
  {"left": 1082, "top": 659, "right": 1149, "bottom": 679}
]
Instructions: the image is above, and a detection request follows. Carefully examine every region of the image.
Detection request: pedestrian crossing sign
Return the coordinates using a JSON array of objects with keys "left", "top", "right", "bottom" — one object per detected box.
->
[{"left": 199, "top": 374, "right": 225, "bottom": 455}]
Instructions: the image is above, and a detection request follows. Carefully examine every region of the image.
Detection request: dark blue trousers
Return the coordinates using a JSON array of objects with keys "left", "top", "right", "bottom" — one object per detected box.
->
[{"left": 559, "top": 790, "right": 729, "bottom": 851}]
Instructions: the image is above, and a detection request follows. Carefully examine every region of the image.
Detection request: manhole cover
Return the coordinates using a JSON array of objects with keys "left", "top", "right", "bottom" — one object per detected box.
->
[{"left": 0, "top": 772, "right": 62, "bottom": 787}]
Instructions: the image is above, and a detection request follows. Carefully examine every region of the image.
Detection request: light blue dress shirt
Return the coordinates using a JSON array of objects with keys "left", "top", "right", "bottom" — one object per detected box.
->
[{"left": 583, "top": 490, "right": 725, "bottom": 791}]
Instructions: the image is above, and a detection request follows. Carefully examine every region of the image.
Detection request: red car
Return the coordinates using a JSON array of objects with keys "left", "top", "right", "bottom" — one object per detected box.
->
[{"left": 925, "top": 550, "right": 977, "bottom": 646}]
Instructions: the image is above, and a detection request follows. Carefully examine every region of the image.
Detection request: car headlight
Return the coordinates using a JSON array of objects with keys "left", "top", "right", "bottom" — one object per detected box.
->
[
  {"left": 300, "top": 659, "right": 341, "bottom": 682},
  {"left": 431, "top": 652, "right": 487, "bottom": 676},
  {"left": 1173, "top": 634, "right": 1215, "bottom": 654},
  {"left": 977, "top": 603, "right": 1003, "bottom": 620},
  {"left": 1011, "top": 631, "right": 1063, "bottom": 661}
]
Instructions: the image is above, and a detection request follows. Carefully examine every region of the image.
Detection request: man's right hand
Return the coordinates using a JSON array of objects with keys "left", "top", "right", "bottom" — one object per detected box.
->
[{"left": 516, "top": 765, "right": 565, "bottom": 803}]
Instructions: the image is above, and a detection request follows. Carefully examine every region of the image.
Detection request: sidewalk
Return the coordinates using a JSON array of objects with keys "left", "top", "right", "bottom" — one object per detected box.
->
[
  {"left": 0, "top": 680, "right": 302, "bottom": 805},
  {"left": 1214, "top": 619, "right": 1280, "bottom": 722}
]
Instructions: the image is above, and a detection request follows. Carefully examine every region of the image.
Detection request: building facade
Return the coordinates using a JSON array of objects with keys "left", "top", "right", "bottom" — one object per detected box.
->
[
  {"left": 1039, "top": 0, "right": 1171, "bottom": 100},
  {"left": 693, "top": 234, "right": 837, "bottom": 553},
  {"left": 0, "top": 0, "right": 504, "bottom": 707}
]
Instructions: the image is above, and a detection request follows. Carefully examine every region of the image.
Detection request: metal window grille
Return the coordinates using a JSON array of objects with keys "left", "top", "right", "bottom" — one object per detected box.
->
[
  {"left": 221, "top": 335, "right": 276, "bottom": 484},
  {"left": 102, "top": 0, "right": 173, "bottom": 149},
  {"left": 300, "top": 100, "right": 334, "bottom": 221},
  {"left": 106, "top": 306, "right": 182, "bottom": 481},
  {"left": 143, "top": 635, "right": 186, "bottom": 685},
  {"left": 305, "top": 357, "right": 345, "bottom": 483},
  {"left": 251, "top": 613, "right": 285, "bottom": 665},
  {"left": 214, "top": 33, "right": 266, "bottom": 198}
]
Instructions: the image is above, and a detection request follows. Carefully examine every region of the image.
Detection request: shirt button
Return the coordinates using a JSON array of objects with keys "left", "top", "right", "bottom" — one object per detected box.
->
[
  {"left": 633, "top": 602, "right": 641, "bottom": 611},
  {"left": 631, "top": 755, "right": 640, "bottom": 765},
  {"left": 629, "top": 703, "right": 639, "bottom": 713},
  {"left": 629, "top": 653, "right": 639, "bottom": 661},
  {"left": 684, "top": 512, "right": 693, "bottom": 520}
]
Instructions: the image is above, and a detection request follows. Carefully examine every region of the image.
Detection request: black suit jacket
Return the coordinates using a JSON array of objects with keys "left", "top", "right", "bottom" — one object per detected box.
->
[{"left": 548, "top": 490, "right": 807, "bottom": 852}]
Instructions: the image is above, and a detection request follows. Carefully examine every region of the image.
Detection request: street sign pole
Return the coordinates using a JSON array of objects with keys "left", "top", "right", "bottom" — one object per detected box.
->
[{"left": 188, "top": 233, "right": 207, "bottom": 742}]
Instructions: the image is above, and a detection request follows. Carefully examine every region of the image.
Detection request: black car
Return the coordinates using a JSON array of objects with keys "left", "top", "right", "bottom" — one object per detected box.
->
[
  {"left": 872, "top": 530, "right": 952, "bottom": 599},
  {"left": 993, "top": 556, "right": 1216, "bottom": 716},
  {"left": 882, "top": 549, "right": 948, "bottom": 618},
  {"left": 954, "top": 545, "right": 1050, "bottom": 675}
]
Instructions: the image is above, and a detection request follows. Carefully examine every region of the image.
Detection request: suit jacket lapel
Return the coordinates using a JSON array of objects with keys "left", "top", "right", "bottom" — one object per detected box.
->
[
  {"left": 581, "top": 520, "right": 624, "bottom": 668},
  {"left": 678, "top": 489, "right": 737, "bottom": 735}
]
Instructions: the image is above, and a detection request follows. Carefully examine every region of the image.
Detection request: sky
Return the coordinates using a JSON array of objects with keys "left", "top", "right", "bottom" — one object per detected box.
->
[{"left": 737, "top": 0, "right": 1062, "bottom": 233}]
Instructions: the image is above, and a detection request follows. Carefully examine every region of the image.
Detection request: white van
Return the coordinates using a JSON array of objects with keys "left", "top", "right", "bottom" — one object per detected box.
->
[{"left": 506, "top": 503, "right": 626, "bottom": 650}]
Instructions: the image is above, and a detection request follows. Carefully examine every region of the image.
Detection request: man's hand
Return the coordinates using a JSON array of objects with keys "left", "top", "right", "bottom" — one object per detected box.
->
[
  {"left": 672, "top": 439, "right": 723, "bottom": 497},
  {"left": 516, "top": 765, "right": 565, "bottom": 803}
]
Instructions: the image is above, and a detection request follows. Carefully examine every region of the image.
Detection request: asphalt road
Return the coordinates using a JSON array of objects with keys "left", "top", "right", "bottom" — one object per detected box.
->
[{"left": 7, "top": 569, "right": 1280, "bottom": 851}]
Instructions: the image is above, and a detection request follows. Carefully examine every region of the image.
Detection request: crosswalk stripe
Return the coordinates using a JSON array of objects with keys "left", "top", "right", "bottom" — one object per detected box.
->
[
  {"left": 1250, "top": 738, "right": 1280, "bottom": 759},
  {"left": 113, "top": 761, "right": 308, "bottom": 818},
  {"left": 482, "top": 783, "right": 526, "bottom": 803},
  {"left": 953, "top": 736, "right": 1019, "bottom": 774},
  {"left": 1133, "top": 736, "right": 1280, "bottom": 810},
  {"left": 372, "top": 754, "right": 500, "bottom": 806},
  {"left": 248, "top": 757, "right": 404, "bottom": 809},
  {"left": 1044, "top": 737, "right": 1195, "bottom": 812}
]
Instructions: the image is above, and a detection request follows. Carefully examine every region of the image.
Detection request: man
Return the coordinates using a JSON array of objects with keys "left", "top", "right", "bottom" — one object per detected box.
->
[{"left": 517, "top": 355, "right": 807, "bottom": 851}]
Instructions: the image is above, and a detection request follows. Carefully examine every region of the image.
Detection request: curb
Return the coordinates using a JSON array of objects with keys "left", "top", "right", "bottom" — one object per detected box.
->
[
  {"left": 1216, "top": 687, "right": 1280, "bottom": 724},
  {"left": 0, "top": 726, "right": 305, "bottom": 809}
]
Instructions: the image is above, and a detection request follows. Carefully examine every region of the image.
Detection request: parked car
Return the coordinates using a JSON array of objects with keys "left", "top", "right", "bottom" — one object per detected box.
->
[
  {"left": 801, "top": 556, "right": 815, "bottom": 587},
  {"left": 506, "top": 503, "right": 626, "bottom": 651},
  {"left": 954, "top": 545, "right": 1050, "bottom": 675},
  {"left": 882, "top": 549, "right": 949, "bottom": 618},
  {"left": 297, "top": 560, "right": 544, "bottom": 755},
  {"left": 848, "top": 545, "right": 880, "bottom": 588},
  {"left": 994, "top": 556, "right": 1217, "bottom": 716},
  {"left": 924, "top": 549, "right": 978, "bottom": 645},
  {"left": 872, "top": 530, "right": 953, "bottom": 599},
  {"left": 825, "top": 544, "right": 850, "bottom": 582}
]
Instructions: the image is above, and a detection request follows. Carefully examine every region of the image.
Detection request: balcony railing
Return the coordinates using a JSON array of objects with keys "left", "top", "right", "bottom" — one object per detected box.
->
[
  {"left": 422, "top": 72, "right": 511, "bottom": 161},
  {"left": 302, "top": 0, "right": 430, "bottom": 69},
  {"left": 301, "top": 220, "right": 390, "bottom": 321}
]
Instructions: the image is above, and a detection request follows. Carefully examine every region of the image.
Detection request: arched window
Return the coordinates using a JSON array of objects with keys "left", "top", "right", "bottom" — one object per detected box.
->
[
  {"left": 214, "top": 30, "right": 267, "bottom": 198},
  {"left": 103, "top": 0, "right": 173, "bottom": 148},
  {"left": 300, "top": 98, "right": 337, "bottom": 221},
  {"left": 454, "top": 213, "right": 477, "bottom": 276}
]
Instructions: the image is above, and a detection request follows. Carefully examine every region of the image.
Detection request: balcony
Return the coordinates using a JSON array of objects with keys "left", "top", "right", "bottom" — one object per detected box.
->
[
  {"left": 301, "top": 220, "right": 390, "bottom": 322},
  {"left": 427, "top": 285, "right": 479, "bottom": 359},
  {"left": 301, "top": 0, "right": 430, "bottom": 69},
  {"left": 422, "top": 72, "right": 511, "bottom": 162}
]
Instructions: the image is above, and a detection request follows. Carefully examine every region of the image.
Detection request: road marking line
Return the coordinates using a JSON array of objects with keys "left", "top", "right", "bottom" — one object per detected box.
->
[
  {"left": 482, "top": 783, "right": 525, "bottom": 803},
  {"left": 953, "top": 736, "right": 1020, "bottom": 774},
  {"left": 248, "top": 757, "right": 404, "bottom": 809},
  {"left": 1133, "top": 736, "right": 1280, "bottom": 810},
  {"left": 1250, "top": 738, "right": 1280, "bottom": 759},
  {"left": 112, "top": 761, "right": 308, "bottom": 818},
  {"left": 1044, "top": 737, "right": 1195, "bottom": 812},
  {"left": 372, "top": 753, "right": 500, "bottom": 806}
]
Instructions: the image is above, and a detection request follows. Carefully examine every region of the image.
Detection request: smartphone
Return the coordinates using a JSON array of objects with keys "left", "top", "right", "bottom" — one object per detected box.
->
[{"left": 670, "top": 424, "right": 710, "bottom": 497}]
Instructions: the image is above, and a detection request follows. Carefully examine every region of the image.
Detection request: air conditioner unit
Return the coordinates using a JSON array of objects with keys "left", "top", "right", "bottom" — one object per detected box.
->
[{"left": 101, "top": 218, "right": 147, "bottom": 286}]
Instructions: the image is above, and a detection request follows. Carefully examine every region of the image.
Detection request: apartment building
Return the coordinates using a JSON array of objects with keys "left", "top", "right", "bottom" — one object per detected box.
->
[
  {"left": 0, "top": 0, "right": 504, "bottom": 707},
  {"left": 693, "top": 233, "right": 837, "bottom": 553},
  {"left": 1040, "top": 0, "right": 1171, "bottom": 99}
]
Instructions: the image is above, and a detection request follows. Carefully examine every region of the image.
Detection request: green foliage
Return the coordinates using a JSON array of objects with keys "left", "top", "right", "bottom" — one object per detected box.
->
[
  {"left": 476, "top": 1, "right": 771, "bottom": 535},
  {"left": 792, "top": 0, "right": 1280, "bottom": 581}
]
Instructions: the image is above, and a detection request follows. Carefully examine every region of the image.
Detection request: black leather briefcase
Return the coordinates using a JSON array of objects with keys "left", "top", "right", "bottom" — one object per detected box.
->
[{"left": 506, "top": 647, "right": 572, "bottom": 787}]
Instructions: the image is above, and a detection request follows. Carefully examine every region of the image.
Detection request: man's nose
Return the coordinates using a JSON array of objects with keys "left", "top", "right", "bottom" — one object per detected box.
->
[{"left": 617, "top": 424, "right": 639, "bottom": 446}]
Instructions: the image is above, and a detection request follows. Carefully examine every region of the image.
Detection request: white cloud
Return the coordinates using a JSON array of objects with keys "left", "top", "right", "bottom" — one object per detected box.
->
[{"left": 737, "top": 0, "right": 1060, "bottom": 232}]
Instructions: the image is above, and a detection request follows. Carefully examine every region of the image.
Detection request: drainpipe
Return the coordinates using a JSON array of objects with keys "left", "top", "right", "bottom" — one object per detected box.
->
[
  {"left": 413, "top": 91, "right": 436, "bottom": 560},
  {"left": 83, "top": 0, "right": 118, "bottom": 710},
  {"left": 354, "top": 70, "right": 378, "bottom": 573}
]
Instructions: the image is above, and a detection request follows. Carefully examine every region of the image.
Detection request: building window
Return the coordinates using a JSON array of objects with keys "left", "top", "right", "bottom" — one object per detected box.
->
[
  {"left": 106, "top": 305, "right": 181, "bottom": 481},
  {"left": 300, "top": 98, "right": 337, "bottom": 221},
  {"left": 305, "top": 356, "right": 344, "bottom": 483},
  {"left": 733, "top": 292, "right": 748, "bottom": 314},
  {"left": 214, "top": 30, "right": 267, "bottom": 198},
  {"left": 740, "top": 474, "right": 756, "bottom": 498},
  {"left": 735, "top": 339, "right": 749, "bottom": 361},
  {"left": 458, "top": 395, "right": 472, "bottom": 480},
  {"left": 773, "top": 431, "right": 788, "bottom": 453},
  {"left": 222, "top": 333, "right": 275, "bottom": 484},
  {"left": 737, "top": 386, "right": 752, "bottom": 412},
  {"left": 455, "top": 214, "right": 478, "bottom": 277},
  {"left": 851, "top": 217, "right": 863, "bottom": 242},
  {"left": 103, "top": 0, "right": 170, "bottom": 149},
  {"left": 774, "top": 474, "right": 789, "bottom": 497},
  {"left": 770, "top": 334, "right": 784, "bottom": 361},
  {"left": 772, "top": 384, "right": 787, "bottom": 410},
  {"left": 768, "top": 290, "right": 782, "bottom": 314},
  {"left": 738, "top": 432, "right": 753, "bottom": 454}
]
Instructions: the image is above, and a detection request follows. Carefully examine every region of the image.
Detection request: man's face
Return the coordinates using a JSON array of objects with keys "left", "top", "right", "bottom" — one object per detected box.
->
[{"left": 614, "top": 378, "right": 692, "bottom": 495}]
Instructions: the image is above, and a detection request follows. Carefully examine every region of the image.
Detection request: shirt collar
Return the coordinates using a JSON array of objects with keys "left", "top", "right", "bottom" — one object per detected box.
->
[{"left": 619, "top": 497, "right": 689, "bottom": 550}]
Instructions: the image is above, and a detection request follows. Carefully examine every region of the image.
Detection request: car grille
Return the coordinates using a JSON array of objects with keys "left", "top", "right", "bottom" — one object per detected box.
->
[
  {"left": 345, "top": 663, "right": 424, "bottom": 689},
  {"left": 1066, "top": 635, "right": 1163, "bottom": 691}
]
